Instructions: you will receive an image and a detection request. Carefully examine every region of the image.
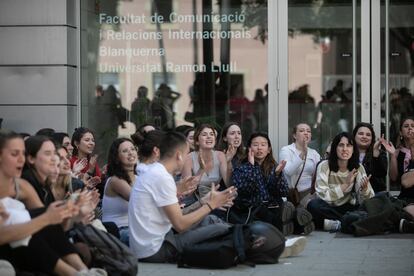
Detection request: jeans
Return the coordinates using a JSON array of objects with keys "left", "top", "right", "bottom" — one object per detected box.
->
[{"left": 307, "top": 198, "right": 357, "bottom": 229}]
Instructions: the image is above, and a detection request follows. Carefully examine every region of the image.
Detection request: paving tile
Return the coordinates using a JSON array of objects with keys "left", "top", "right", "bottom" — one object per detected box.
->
[{"left": 137, "top": 232, "right": 413, "bottom": 276}]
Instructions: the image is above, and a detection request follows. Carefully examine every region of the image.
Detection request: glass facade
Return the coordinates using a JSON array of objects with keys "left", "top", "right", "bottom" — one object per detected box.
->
[
  {"left": 81, "top": 0, "right": 268, "bottom": 162},
  {"left": 80, "top": 0, "right": 414, "bottom": 179}
]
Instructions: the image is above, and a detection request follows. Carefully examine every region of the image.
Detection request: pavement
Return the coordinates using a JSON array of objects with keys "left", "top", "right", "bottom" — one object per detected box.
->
[{"left": 138, "top": 231, "right": 414, "bottom": 276}]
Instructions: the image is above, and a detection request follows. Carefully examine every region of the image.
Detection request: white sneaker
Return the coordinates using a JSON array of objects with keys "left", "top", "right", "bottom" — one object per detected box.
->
[
  {"left": 323, "top": 219, "right": 341, "bottom": 232},
  {"left": 279, "top": 236, "right": 307, "bottom": 258},
  {"left": 0, "top": 260, "right": 15, "bottom": 276},
  {"left": 76, "top": 268, "right": 108, "bottom": 276}
]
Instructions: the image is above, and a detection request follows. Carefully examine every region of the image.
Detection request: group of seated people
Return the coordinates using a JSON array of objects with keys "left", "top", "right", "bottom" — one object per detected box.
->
[{"left": 1, "top": 117, "right": 414, "bottom": 274}]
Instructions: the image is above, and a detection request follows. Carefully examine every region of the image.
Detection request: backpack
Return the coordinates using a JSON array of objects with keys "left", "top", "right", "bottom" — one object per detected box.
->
[
  {"left": 246, "top": 221, "right": 285, "bottom": 264},
  {"left": 72, "top": 224, "right": 138, "bottom": 276},
  {"left": 177, "top": 222, "right": 285, "bottom": 269}
]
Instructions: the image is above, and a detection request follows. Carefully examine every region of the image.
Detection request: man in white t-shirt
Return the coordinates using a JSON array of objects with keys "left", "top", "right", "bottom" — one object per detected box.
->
[{"left": 129, "top": 132, "right": 236, "bottom": 262}]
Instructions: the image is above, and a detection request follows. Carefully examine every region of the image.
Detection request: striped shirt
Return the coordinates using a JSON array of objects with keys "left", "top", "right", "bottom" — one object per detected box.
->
[{"left": 315, "top": 160, "right": 374, "bottom": 206}]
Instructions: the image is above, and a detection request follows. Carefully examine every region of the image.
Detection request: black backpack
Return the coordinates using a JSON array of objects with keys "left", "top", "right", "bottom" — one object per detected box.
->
[
  {"left": 246, "top": 221, "right": 285, "bottom": 264},
  {"left": 72, "top": 224, "right": 138, "bottom": 276},
  {"left": 177, "top": 222, "right": 285, "bottom": 269}
]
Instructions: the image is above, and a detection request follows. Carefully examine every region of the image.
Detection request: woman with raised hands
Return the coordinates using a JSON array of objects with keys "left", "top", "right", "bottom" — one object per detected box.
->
[
  {"left": 279, "top": 123, "right": 321, "bottom": 207},
  {"left": 352, "top": 122, "right": 388, "bottom": 193},
  {"left": 0, "top": 130, "right": 106, "bottom": 275},
  {"left": 307, "top": 132, "right": 374, "bottom": 232},
  {"left": 217, "top": 122, "right": 245, "bottom": 186},
  {"left": 70, "top": 127, "right": 102, "bottom": 182},
  {"left": 102, "top": 138, "right": 138, "bottom": 245},
  {"left": 386, "top": 117, "right": 414, "bottom": 202},
  {"left": 231, "top": 132, "right": 298, "bottom": 236},
  {"left": 181, "top": 124, "right": 228, "bottom": 199}
]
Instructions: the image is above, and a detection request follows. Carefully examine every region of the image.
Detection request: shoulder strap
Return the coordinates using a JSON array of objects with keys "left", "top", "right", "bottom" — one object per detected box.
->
[
  {"left": 13, "top": 177, "right": 21, "bottom": 200},
  {"left": 293, "top": 152, "right": 307, "bottom": 189}
]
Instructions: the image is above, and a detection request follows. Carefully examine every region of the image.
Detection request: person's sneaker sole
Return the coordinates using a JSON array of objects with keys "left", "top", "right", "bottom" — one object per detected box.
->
[
  {"left": 279, "top": 236, "right": 307, "bottom": 258},
  {"left": 295, "top": 207, "right": 315, "bottom": 235},
  {"left": 282, "top": 221, "right": 294, "bottom": 236},
  {"left": 282, "top": 201, "right": 295, "bottom": 223},
  {"left": 301, "top": 222, "right": 315, "bottom": 235},
  {"left": 296, "top": 207, "right": 313, "bottom": 226}
]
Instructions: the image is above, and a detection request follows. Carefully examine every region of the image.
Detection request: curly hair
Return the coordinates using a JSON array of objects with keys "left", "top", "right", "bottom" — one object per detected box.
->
[
  {"left": 328, "top": 132, "right": 360, "bottom": 172},
  {"left": 71, "top": 127, "right": 95, "bottom": 157},
  {"left": 107, "top": 138, "right": 137, "bottom": 184}
]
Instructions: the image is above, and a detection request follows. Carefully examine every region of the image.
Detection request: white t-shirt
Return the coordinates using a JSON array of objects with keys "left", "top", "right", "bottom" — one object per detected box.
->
[
  {"left": 128, "top": 162, "right": 178, "bottom": 259},
  {"left": 1, "top": 197, "right": 32, "bottom": 248},
  {"left": 279, "top": 143, "right": 321, "bottom": 192}
]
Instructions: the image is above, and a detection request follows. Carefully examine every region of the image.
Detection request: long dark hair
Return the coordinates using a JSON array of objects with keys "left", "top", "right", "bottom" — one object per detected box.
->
[
  {"left": 71, "top": 127, "right": 95, "bottom": 157},
  {"left": 352, "top": 122, "right": 376, "bottom": 167},
  {"left": 399, "top": 116, "right": 414, "bottom": 148},
  {"left": 52, "top": 132, "right": 70, "bottom": 146},
  {"left": 246, "top": 132, "right": 276, "bottom": 177},
  {"left": 328, "top": 132, "right": 360, "bottom": 172},
  {"left": 217, "top": 122, "right": 245, "bottom": 162},
  {"left": 107, "top": 138, "right": 136, "bottom": 184}
]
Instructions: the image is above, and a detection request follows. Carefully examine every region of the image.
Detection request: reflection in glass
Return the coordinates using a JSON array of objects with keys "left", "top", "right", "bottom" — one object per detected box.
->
[
  {"left": 81, "top": 0, "right": 268, "bottom": 161},
  {"left": 386, "top": 0, "right": 414, "bottom": 145},
  {"left": 288, "top": 0, "right": 355, "bottom": 153}
]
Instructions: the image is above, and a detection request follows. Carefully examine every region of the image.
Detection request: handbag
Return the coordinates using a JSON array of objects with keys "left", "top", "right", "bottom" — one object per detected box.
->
[{"left": 288, "top": 152, "right": 307, "bottom": 207}]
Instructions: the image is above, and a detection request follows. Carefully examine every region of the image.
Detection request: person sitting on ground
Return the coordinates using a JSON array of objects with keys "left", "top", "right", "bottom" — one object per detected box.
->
[
  {"left": 53, "top": 146, "right": 85, "bottom": 197},
  {"left": 131, "top": 130, "right": 199, "bottom": 208},
  {"left": 102, "top": 138, "right": 138, "bottom": 246},
  {"left": 280, "top": 123, "right": 321, "bottom": 207},
  {"left": 131, "top": 130, "right": 163, "bottom": 176},
  {"left": 70, "top": 127, "right": 102, "bottom": 182},
  {"left": 217, "top": 122, "right": 245, "bottom": 186},
  {"left": 307, "top": 132, "right": 374, "bottom": 232},
  {"left": 387, "top": 117, "right": 414, "bottom": 202},
  {"left": 52, "top": 132, "right": 75, "bottom": 159},
  {"left": 181, "top": 124, "right": 229, "bottom": 199},
  {"left": 22, "top": 136, "right": 100, "bottom": 225},
  {"left": 0, "top": 129, "right": 106, "bottom": 275},
  {"left": 128, "top": 131, "right": 236, "bottom": 263},
  {"left": 352, "top": 122, "right": 389, "bottom": 193},
  {"left": 231, "top": 132, "right": 312, "bottom": 236}
]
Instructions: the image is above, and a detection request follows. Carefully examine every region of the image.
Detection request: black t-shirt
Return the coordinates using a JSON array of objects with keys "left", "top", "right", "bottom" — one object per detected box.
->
[{"left": 399, "top": 159, "right": 414, "bottom": 201}]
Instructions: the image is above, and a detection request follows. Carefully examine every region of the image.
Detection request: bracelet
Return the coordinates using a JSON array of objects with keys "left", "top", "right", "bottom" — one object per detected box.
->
[{"left": 205, "top": 202, "right": 213, "bottom": 211}]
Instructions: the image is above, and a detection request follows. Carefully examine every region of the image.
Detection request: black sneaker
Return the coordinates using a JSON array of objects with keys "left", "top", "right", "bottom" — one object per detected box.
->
[
  {"left": 399, "top": 219, "right": 414, "bottom": 233},
  {"left": 294, "top": 207, "right": 315, "bottom": 235}
]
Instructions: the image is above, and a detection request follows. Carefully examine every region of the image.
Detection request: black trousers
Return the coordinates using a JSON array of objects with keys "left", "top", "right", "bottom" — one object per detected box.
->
[
  {"left": 1, "top": 209, "right": 77, "bottom": 274},
  {"left": 307, "top": 198, "right": 357, "bottom": 229}
]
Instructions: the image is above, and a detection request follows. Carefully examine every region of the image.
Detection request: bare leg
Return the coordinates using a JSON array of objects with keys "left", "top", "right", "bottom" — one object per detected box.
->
[
  {"left": 404, "top": 204, "right": 414, "bottom": 219},
  {"left": 54, "top": 259, "right": 78, "bottom": 276},
  {"left": 62, "top": 253, "right": 88, "bottom": 271}
]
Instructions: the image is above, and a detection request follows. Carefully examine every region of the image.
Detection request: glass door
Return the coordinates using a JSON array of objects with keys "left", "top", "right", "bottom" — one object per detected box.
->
[
  {"left": 380, "top": 0, "right": 414, "bottom": 190},
  {"left": 284, "top": 0, "right": 359, "bottom": 154}
]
